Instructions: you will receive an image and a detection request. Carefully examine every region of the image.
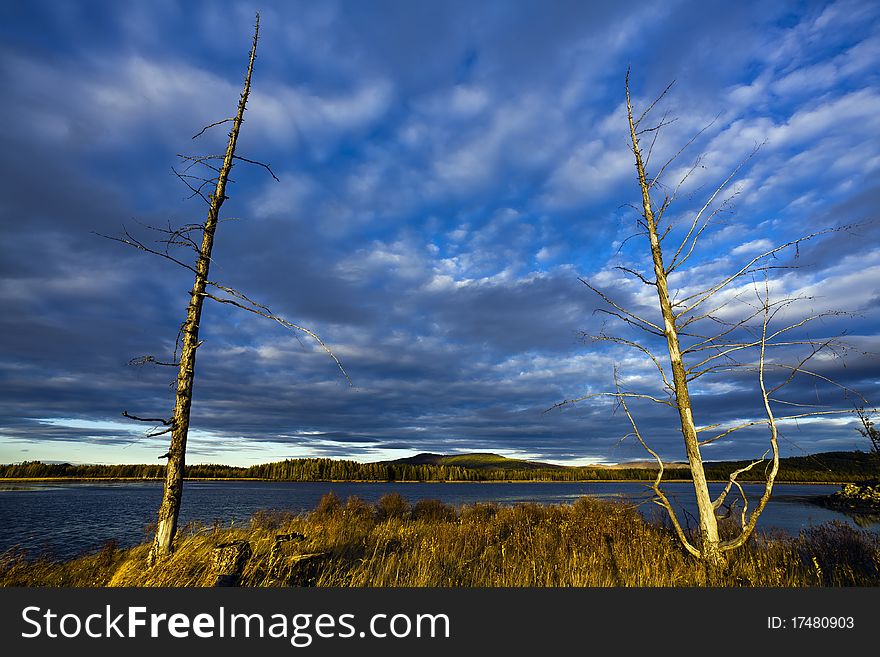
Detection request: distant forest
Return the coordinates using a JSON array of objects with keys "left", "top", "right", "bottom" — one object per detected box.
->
[{"left": 1, "top": 451, "right": 877, "bottom": 483}]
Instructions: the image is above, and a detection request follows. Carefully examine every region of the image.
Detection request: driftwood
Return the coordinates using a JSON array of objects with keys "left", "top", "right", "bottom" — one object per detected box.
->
[
  {"left": 211, "top": 534, "right": 330, "bottom": 586},
  {"left": 267, "top": 533, "right": 328, "bottom": 587},
  {"left": 278, "top": 552, "right": 330, "bottom": 587},
  {"left": 271, "top": 532, "right": 306, "bottom": 557},
  {"left": 212, "top": 540, "right": 252, "bottom": 587}
]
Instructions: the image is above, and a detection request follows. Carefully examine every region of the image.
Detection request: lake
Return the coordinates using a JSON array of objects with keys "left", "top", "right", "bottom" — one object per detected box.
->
[{"left": 1, "top": 480, "right": 877, "bottom": 560}]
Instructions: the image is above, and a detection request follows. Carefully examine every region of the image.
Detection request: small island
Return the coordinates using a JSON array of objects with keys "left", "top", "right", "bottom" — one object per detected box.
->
[{"left": 815, "top": 480, "right": 880, "bottom": 515}]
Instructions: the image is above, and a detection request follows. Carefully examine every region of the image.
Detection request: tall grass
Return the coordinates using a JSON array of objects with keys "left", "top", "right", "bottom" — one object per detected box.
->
[{"left": 2, "top": 494, "right": 878, "bottom": 587}]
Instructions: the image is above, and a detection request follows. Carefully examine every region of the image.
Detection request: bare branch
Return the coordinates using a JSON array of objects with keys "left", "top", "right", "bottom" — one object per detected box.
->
[
  {"left": 766, "top": 336, "right": 843, "bottom": 396},
  {"left": 545, "top": 390, "right": 676, "bottom": 414},
  {"left": 96, "top": 227, "right": 198, "bottom": 274},
  {"left": 177, "top": 153, "right": 224, "bottom": 175},
  {"left": 172, "top": 167, "right": 211, "bottom": 205},
  {"left": 613, "top": 368, "right": 701, "bottom": 558},
  {"left": 653, "top": 195, "right": 671, "bottom": 228},
  {"left": 580, "top": 278, "right": 664, "bottom": 335},
  {"left": 633, "top": 78, "right": 676, "bottom": 129},
  {"left": 720, "top": 282, "right": 779, "bottom": 551},
  {"left": 129, "top": 355, "right": 178, "bottom": 368},
  {"left": 201, "top": 287, "right": 352, "bottom": 386},
  {"left": 208, "top": 281, "right": 272, "bottom": 314},
  {"left": 665, "top": 156, "right": 703, "bottom": 209},
  {"left": 122, "top": 411, "right": 173, "bottom": 426},
  {"left": 614, "top": 265, "right": 656, "bottom": 286},
  {"left": 233, "top": 155, "right": 280, "bottom": 182},
  {"left": 685, "top": 312, "right": 844, "bottom": 377},
  {"left": 613, "top": 229, "right": 648, "bottom": 257},
  {"left": 766, "top": 398, "right": 831, "bottom": 408},
  {"left": 731, "top": 479, "right": 749, "bottom": 529},
  {"left": 146, "top": 426, "right": 175, "bottom": 438},
  {"left": 675, "top": 227, "right": 845, "bottom": 317},
  {"left": 712, "top": 451, "right": 769, "bottom": 510},
  {"left": 667, "top": 146, "right": 758, "bottom": 275},
  {"left": 192, "top": 117, "right": 235, "bottom": 140},
  {"left": 642, "top": 109, "right": 668, "bottom": 169},
  {"left": 693, "top": 360, "right": 867, "bottom": 404},
  {"left": 648, "top": 115, "right": 719, "bottom": 190},
  {"left": 676, "top": 289, "right": 748, "bottom": 333},
  {"left": 698, "top": 409, "right": 858, "bottom": 447},
  {"left": 587, "top": 333, "right": 672, "bottom": 393},
  {"left": 593, "top": 309, "right": 664, "bottom": 337},
  {"left": 636, "top": 115, "right": 677, "bottom": 136}
]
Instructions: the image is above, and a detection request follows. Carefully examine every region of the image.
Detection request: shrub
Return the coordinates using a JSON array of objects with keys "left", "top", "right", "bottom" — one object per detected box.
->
[
  {"left": 376, "top": 493, "right": 410, "bottom": 521},
  {"left": 572, "top": 496, "right": 604, "bottom": 516},
  {"left": 795, "top": 521, "right": 880, "bottom": 584},
  {"left": 250, "top": 509, "right": 297, "bottom": 530},
  {"left": 412, "top": 499, "right": 457, "bottom": 522},
  {"left": 460, "top": 501, "right": 501, "bottom": 523},
  {"left": 342, "top": 495, "right": 374, "bottom": 521},
  {"left": 313, "top": 492, "right": 342, "bottom": 518}
]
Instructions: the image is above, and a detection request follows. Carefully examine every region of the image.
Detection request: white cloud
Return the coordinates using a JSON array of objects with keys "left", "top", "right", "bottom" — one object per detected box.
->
[
  {"left": 250, "top": 78, "right": 394, "bottom": 149},
  {"left": 730, "top": 238, "right": 773, "bottom": 256},
  {"left": 541, "top": 139, "right": 632, "bottom": 209},
  {"left": 449, "top": 85, "right": 490, "bottom": 116},
  {"left": 251, "top": 173, "right": 319, "bottom": 218}
]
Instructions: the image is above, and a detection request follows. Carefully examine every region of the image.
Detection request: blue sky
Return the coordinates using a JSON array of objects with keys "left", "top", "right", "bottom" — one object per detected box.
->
[{"left": 0, "top": 0, "right": 878, "bottom": 467}]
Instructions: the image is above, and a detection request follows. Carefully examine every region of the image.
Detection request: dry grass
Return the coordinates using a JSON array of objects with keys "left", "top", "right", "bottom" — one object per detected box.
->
[{"left": 2, "top": 495, "right": 878, "bottom": 587}]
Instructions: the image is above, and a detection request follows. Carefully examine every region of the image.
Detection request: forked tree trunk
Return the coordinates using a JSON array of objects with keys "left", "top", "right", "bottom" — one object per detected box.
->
[
  {"left": 626, "top": 85, "right": 723, "bottom": 569},
  {"left": 149, "top": 18, "right": 260, "bottom": 564}
]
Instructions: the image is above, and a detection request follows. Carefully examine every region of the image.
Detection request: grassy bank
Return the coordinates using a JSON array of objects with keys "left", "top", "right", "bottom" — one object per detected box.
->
[{"left": 2, "top": 494, "right": 879, "bottom": 587}]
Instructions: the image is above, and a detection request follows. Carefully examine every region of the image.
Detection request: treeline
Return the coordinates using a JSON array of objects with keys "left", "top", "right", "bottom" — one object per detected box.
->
[
  {"left": 0, "top": 462, "right": 167, "bottom": 479},
  {"left": 244, "top": 459, "right": 687, "bottom": 482},
  {"left": 0, "top": 459, "right": 681, "bottom": 482},
  {"left": 1, "top": 451, "right": 876, "bottom": 482},
  {"left": 703, "top": 451, "right": 880, "bottom": 483}
]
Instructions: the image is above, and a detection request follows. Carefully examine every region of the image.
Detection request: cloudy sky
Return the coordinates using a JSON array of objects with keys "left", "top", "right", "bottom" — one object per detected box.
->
[{"left": 0, "top": 0, "right": 878, "bottom": 468}]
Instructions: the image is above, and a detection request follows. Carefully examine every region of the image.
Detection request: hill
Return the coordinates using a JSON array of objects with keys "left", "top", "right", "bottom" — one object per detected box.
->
[
  {"left": 703, "top": 451, "right": 880, "bottom": 482},
  {"left": 383, "top": 452, "right": 566, "bottom": 470}
]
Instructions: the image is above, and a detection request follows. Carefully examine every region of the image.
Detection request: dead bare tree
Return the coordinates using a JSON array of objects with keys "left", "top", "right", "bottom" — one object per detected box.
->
[
  {"left": 855, "top": 407, "right": 880, "bottom": 457},
  {"left": 102, "top": 14, "right": 349, "bottom": 563},
  {"left": 555, "top": 71, "right": 862, "bottom": 574}
]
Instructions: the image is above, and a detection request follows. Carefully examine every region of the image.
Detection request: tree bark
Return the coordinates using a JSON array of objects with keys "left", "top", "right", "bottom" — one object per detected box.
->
[
  {"left": 149, "top": 17, "right": 260, "bottom": 564},
  {"left": 625, "top": 78, "right": 722, "bottom": 568}
]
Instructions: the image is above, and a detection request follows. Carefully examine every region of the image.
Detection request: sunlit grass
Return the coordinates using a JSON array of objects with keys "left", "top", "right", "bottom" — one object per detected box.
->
[{"left": 2, "top": 493, "right": 878, "bottom": 587}]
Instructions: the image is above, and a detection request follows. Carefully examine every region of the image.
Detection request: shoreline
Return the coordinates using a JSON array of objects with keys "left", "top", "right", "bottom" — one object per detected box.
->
[
  {"left": 3, "top": 493, "right": 878, "bottom": 587},
  {"left": 0, "top": 477, "right": 850, "bottom": 485}
]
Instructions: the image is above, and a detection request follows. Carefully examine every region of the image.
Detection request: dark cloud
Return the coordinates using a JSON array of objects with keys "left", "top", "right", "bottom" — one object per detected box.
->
[{"left": 1, "top": 0, "right": 878, "bottom": 467}]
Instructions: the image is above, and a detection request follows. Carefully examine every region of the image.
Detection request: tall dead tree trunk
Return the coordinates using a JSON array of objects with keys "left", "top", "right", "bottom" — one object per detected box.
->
[
  {"left": 624, "top": 76, "right": 722, "bottom": 568},
  {"left": 554, "top": 71, "right": 860, "bottom": 580},
  {"left": 149, "top": 17, "right": 260, "bottom": 563},
  {"left": 103, "top": 13, "right": 349, "bottom": 564}
]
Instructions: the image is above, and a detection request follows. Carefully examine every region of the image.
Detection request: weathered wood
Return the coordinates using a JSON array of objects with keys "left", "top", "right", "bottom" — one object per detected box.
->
[
  {"left": 149, "top": 16, "right": 261, "bottom": 564},
  {"left": 283, "top": 552, "right": 330, "bottom": 587},
  {"left": 263, "top": 533, "right": 328, "bottom": 586},
  {"left": 625, "top": 74, "right": 721, "bottom": 567},
  {"left": 213, "top": 540, "right": 252, "bottom": 587},
  {"left": 271, "top": 532, "right": 306, "bottom": 559}
]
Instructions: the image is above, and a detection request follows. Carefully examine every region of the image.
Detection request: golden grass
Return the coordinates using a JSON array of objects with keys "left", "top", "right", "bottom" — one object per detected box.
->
[{"left": 2, "top": 495, "right": 878, "bottom": 587}]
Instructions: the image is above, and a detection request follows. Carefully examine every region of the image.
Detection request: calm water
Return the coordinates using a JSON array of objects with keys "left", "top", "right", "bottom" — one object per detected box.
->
[{"left": 0, "top": 480, "right": 877, "bottom": 559}]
